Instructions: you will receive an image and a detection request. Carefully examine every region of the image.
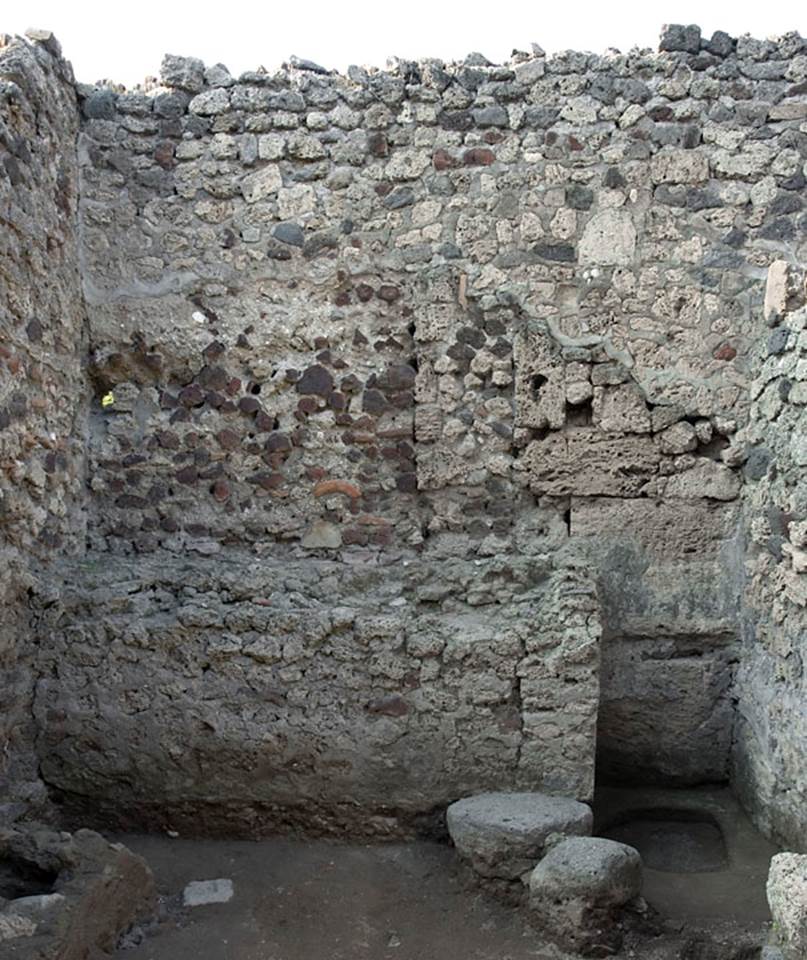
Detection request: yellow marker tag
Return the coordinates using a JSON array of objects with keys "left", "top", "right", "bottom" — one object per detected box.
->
[{"left": 101, "top": 392, "right": 115, "bottom": 408}]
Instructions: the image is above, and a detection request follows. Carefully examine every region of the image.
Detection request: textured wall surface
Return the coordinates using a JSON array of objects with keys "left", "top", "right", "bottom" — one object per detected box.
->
[
  {"left": 0, "top": 34, "right": 86, "bottom": 822},
  {"left": 35, "top": 552, "right": 599, "bottom": 836},
  {"left": 0, "top": 25, "right": 805, "bottom": 846},
  {"left": 734, "top": 262, "right": 807, "bottom": 852}
]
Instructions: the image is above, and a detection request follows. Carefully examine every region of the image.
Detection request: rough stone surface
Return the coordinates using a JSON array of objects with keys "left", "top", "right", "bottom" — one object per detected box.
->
[
  {"left": 446, "top": 792, "right": 593, "bottom": 879},
  {"left": 733, "top": 264, "right": 807, "bottom": 852},
  {"left": 0, "top": 823, "right": 154, "bottom": 958},
  {"left": 0, "top": 34, "right": 87, "bottom": 825},
  {"left": 767, "top": 854, "right": 807, "bottom": 959},
  {"left": 35, "top": 556, "right": 599, "bottom": 836},
  {"left": 528, "top": 836, "right": 642, "bottom": 954},
  {"left": 0, "top": 26, "right": 805, "bottom": 850}
]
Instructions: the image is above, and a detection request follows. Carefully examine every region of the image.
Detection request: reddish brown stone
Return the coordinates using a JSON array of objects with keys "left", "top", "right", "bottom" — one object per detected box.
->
[
  {"left": 154, "top": 140, "right": 176, "bottom": 170},
  {"left": 327, "top": 391, "right": 346, "bottom": 410},
  {"left": 225, "top": 377, "right": 241, "bottom": 396},
  {"left": 296, "top": 364, "right": 334, "bottom": 396},
  {"left": 238, "top": 396, "right": 261, "bottom": 414},
  {"left": 356, "top": 284, "right": 374, "bottom": 303},
  {"left": 375, "top": 182, "right": 393, "bottom": 197},
  {"left": 314, "top": 479, "right": 362, "bottom": 499},
  {"left": 334, "top": 291, "right": 350, "bottom": 306},
  {"left": 341, "top": 374, "right": 361, "bottom": 393},
  {"left": 432, "top": 148, "right": 457, "bottom": 171},
  {"left": 255, "top": 411, "right": 275, "bottom": 432},
  {"left": 157, "top": 430, "right": 180, "bottom": 450},
  {"left": 370, "top": 525, "right": 393, "bottom": 546},
  {"left": 178, "top": 384, "right": 206, "bottom": 407},
  {"left": 216, "top": 428, "right": 241, "bottom": 451},
  {"left": 463, "top": 147, "right": 495, "bottom": 166},
  {"left": 483, "top": 130, "right": 504, "bottom": 144},
  {"left": 265, "top": 432, "right": 292, "bottom": 453},
  {"left": 212, "top": 479, "right": 230, "bottom": 502},
  {"left": 366, "top": 695, "right": 409, "bottom": 717},
  {"left": 713, "top": 342, "right": 737, "bottom": 361},
  {"left": 175, "top": 465, "right": 198, "bottom": 484},
  {"left": 342, "top": 527, "right": 369, "bottom": 546},
  {"left": 568, "top": 135, "right": 583, "bottom": 151},
  {"left": 297, "top": 396, "right": 319, "bottom": 415},
  {"left": 368, "top": 131, "right": 389, "bottom": 157}
]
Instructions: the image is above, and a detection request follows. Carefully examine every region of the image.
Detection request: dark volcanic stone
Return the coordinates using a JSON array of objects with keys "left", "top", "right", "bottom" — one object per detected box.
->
[
  {"left": 362, "top": 389, "right": 388, "bottom": 415},
  {"left": 178, "top": 384, "right": 206, "bottom": 407},
  {"left": 383, "top": 188, "right": 415, "bottom": 209},
  {"left": 533, "top": 243, "right": 576, "bottom": 262},
  {"left": 83, "top": 89, "right": 117, "bottom": 120},
  {"left": 659, "top": 23, "right": 702, "bottom": 54},
  {"left": 744, "top": 447, "right": 771, "bottom": 482},
  {"left": 296, "top": 365, "right": 334, "bottom": 396},
  {"left": 706, "top": 31, "right": 735, "bottom": 57},
  {"left": 273, "top": 222, "right": 305, "bottom": 246},
  {"left": 439, "top": 110, "right": 473, "bottom": 131},
  {"left": 368, "top": 132, "right": 389, "bottom": 157},
  {"left": 767, "top": 328, "right": 790, "bottom": 356},
  {"left": 566, "top": 185, "right": 594, "bottom": 210},
  {"left": 604, "top": 167, "right": 626, "bottom": 188},
  {"left": 238, "top": 396, "right": 261, "bottom": 414}
]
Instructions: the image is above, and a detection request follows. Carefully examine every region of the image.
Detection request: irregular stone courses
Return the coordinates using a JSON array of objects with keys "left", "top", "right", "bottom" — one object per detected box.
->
[{"left": 0, "top": 25, "right": 805, "bottom": 853}]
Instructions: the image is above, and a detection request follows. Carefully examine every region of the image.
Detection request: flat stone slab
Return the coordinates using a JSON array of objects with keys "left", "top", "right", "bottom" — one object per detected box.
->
[
  {"left": 183, "top": 879, "right": 234, "bottom": 907},
  {"left": 446, "top": 792, "right": 592, "bottom": 879}
]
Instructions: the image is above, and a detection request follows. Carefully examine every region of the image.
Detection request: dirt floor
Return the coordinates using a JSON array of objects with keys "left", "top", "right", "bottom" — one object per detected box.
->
[
  {"left": 113, "top": 787, "right": 777, "bottom": 960},
  {"left": 113, "top": 835, "right": 563, "bottom": 960}
]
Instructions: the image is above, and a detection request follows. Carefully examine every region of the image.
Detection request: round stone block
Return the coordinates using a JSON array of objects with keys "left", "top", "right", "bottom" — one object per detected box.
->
[
  {"left": 446, "top": 791, "right": 593, "bottom": 879},
  {"left": 529, "top": 836, "right": 642, "bottom": 908}
]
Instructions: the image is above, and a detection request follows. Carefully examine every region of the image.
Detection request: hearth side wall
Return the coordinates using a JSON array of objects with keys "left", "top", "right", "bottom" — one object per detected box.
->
[
  {"left": 26, "top": 29, "right": 807, "bottom": 833},
  {"left": 733, "top": 263, "right": 807, "bottom": 853},
  {"left": 0, "top": 35, "right": 86, "bottom": 823}
]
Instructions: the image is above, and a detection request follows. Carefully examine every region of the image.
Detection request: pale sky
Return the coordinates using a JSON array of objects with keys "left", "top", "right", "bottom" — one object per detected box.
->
[{"left": 4, "top": 0, "right": 806, "bottom": 87}]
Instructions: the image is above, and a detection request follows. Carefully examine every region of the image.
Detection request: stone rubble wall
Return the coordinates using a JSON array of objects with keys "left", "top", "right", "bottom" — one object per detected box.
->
[
  {"left": 0, "top": 34, "right": 87, "bottom": 823},
  {"left": 34, "top": 551, "right": 598, "bottom": 836},
  {"left": 76, "top": 28, "right": 807, "bottom": 561},
  {"left": 0, "top": 24, "right": 805, "bottom": 844},
  {"left": 63, "top": 23, "right": 807, "bottom": 825},
  {"left": 734, "top": 262, "right": 807, "bottom": 852}
]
